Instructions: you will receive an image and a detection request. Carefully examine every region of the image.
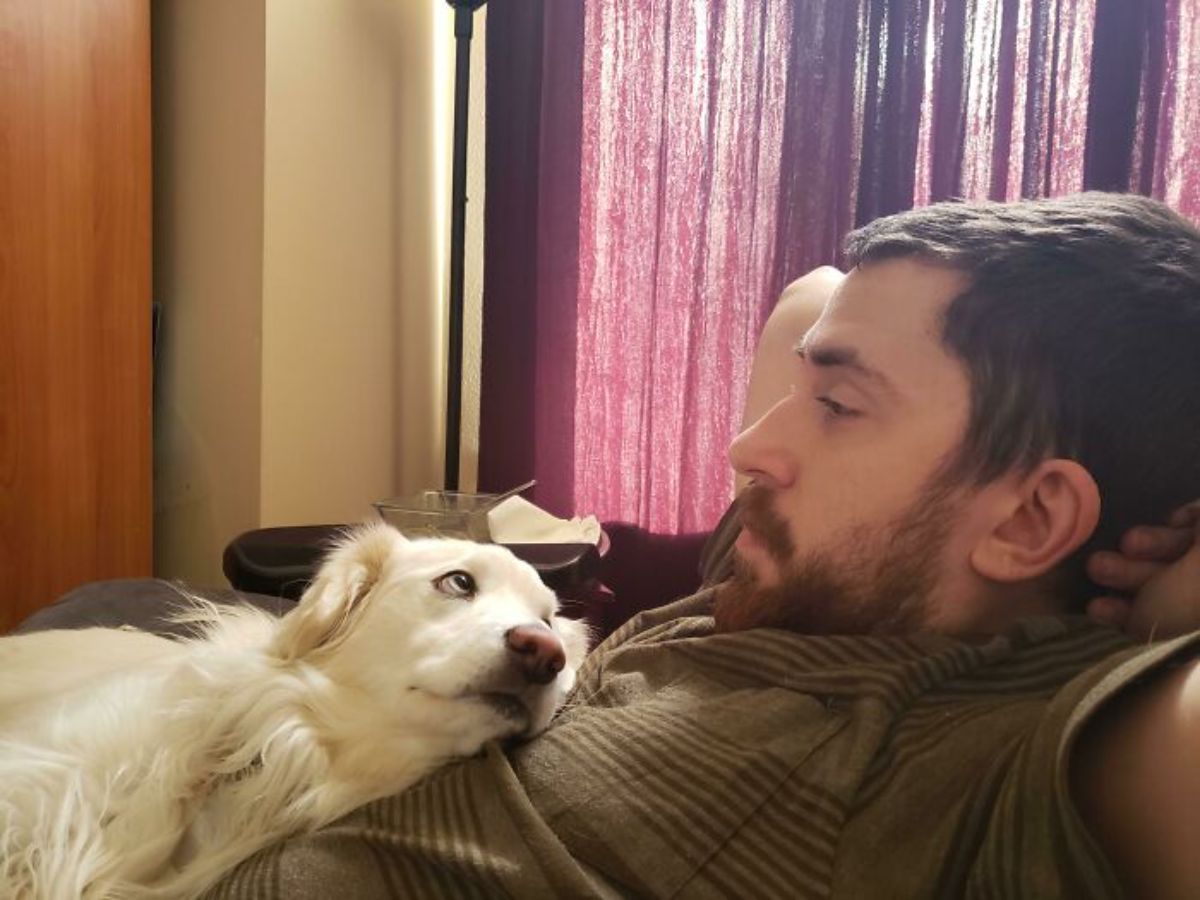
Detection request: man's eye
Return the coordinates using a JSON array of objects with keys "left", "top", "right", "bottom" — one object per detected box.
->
[
  {"left": 816, "top": 395, "right": 857, "bottom": 419},
  {"left": 434, "top": 571, "right": 477, "bottom": 598}
]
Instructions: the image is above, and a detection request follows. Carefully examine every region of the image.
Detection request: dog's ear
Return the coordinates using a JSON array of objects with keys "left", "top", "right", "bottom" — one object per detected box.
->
[{"left": 270, "top": 523, "right": 404, "bottom": 660}]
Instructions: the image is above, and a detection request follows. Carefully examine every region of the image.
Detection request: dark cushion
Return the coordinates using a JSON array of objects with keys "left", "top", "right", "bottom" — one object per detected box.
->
[
  {"left": 13, "top": 502, "right": 741, "bottom": 642},
  {"left": 14, "top": 578, "right": 292, "bottom": 638}
]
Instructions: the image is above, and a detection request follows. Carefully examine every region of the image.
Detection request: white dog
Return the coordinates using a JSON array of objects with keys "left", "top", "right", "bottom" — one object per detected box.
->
[{"left": 0, "top": 523, "right": 589, "bottom": 899}]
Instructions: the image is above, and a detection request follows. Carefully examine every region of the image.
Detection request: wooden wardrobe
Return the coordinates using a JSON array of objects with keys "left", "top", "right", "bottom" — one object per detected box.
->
[{"left": 0, "top": 0, "right": 152, "bottom": 632}]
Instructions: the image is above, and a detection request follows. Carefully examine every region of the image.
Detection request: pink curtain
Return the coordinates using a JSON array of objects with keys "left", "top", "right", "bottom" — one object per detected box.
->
[
  {"left": 913, "top": 0, "right": 1200, "bottom": 209},
  {"left": 1133, "top": 0, "right": 1200, "bottom": 213},
  {"left": 914, "top": 0, "right": 1098, "bottom": 203},
  {"left": 480, "top": 0, "right": 1200, "bottom": 538},
  {"left": 574, "top": 2, "right": 793, "bottom": 534}
]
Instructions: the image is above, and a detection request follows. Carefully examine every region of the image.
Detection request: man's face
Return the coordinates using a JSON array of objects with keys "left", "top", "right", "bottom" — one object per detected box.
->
[{"left": 714, "top": 258, "right": 977, "bottom": 635}]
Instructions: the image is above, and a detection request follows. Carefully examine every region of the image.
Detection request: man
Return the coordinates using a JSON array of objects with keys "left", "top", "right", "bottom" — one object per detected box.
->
[{"left": 208, "top": 192, "right": 1200, "bottom": 898}]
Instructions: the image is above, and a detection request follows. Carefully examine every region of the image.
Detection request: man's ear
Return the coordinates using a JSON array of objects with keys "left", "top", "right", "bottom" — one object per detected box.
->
[
  {"left": 270, "top": 523, "right": 405, "bottom": 660},
  {"left": 969, "top": 459, "right": 1101, "bottom": 583}
]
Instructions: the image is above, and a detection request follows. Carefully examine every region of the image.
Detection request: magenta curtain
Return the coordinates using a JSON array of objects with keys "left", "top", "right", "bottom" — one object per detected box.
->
[{"left": 480, "top": 0, "right": 1200, "bottom": 537}]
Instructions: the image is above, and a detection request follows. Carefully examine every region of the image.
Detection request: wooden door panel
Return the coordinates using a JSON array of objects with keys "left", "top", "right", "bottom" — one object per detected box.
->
[{"left": 0, "top": 0, "right": 151, "bottom": 631}]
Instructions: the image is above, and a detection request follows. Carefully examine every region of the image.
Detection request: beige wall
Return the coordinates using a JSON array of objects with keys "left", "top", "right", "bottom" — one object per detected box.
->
[
  {"left": 154, "top": 0, "right": 481, "bottom": 584},
  {"left": 259, "top": 0, "right": 405, "bottom": 525},
  {"left": 152, "top": 0, "right": 266, "bottom": 585}
]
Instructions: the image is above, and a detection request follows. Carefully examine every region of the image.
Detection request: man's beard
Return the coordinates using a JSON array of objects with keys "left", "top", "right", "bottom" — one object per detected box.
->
[{"left": 713, "top": 478, "right": 958, "bottom": 636}]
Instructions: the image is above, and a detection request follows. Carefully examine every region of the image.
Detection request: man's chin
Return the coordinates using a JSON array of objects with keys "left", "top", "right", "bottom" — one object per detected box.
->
[
  {"left": 712, "top": 552, "right": 932, "bottom": 637},
  {"left": 715, "top": 476, "right": 955, "bottom": 636},
  {"left": 712, "top": 563, "right": 785, "bottom": 633}
]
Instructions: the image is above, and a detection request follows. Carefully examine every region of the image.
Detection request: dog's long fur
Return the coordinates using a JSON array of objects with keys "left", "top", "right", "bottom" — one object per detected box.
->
[{"left": 0, "top": 524, "right": 589, "bottom": 899}]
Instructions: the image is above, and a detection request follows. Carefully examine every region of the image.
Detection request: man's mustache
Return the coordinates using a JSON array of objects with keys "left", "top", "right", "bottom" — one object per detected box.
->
[{"left": 736, "top": 484, "right": 795, "bottom": 566}]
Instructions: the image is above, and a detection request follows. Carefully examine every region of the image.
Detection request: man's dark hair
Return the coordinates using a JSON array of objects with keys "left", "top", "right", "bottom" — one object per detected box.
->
[{"left": 845, "top": 192, "right": 1200, "bottom": 595}]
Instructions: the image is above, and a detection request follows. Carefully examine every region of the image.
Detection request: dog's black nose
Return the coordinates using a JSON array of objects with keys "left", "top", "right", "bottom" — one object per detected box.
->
[{"left": 505, "top": 625, "right": 566, "bottom": 685}]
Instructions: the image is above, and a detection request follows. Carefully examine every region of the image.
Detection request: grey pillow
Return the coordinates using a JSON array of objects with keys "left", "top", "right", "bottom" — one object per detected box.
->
[{"left": 14, "top": 578, "right": 292, "bottom": 639}]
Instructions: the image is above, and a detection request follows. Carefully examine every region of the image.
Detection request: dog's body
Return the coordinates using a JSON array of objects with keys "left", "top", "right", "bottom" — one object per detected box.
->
[{"left": 0, "top": 524, "right": 588, "bottom": 899}]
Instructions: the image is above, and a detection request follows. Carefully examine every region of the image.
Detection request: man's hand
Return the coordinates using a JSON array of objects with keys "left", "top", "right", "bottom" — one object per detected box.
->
[{"left": 1086, "top": 501, "right": 1200, "bottom": 640}]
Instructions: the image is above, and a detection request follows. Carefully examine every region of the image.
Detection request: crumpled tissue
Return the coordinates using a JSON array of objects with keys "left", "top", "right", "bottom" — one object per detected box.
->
[{"left": 486, "top": 496, "right": 601, "bottom": 545}]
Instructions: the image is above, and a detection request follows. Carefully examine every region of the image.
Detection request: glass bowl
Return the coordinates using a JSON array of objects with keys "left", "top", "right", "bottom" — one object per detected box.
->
[{"left": 372, "top": 490, "right": 500, "bottom": 541}]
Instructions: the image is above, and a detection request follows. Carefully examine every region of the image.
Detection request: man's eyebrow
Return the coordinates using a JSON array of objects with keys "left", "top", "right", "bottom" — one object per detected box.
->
[{"left": 794, "top": 339, "right": 898, "bottom": 395}]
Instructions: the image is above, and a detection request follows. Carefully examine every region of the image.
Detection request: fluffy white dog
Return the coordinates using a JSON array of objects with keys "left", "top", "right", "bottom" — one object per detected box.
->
[{"left": 0, "top": 523, "right": 589, "bottom": 899}]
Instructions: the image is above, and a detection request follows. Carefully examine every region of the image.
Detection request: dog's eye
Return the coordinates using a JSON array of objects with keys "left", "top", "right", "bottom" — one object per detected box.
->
[{"left": 434, "top": 570, "right": 476, "bottom": 598}]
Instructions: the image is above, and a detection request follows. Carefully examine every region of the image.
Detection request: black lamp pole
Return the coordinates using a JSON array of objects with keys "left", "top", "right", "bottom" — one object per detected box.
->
[{"left": 444, "top": 0, "right": 487, "bottom": 491}]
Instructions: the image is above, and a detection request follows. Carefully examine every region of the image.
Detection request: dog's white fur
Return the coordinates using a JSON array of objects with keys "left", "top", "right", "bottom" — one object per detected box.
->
[{"left": 0, "top": 524, "right": 589, "bottom": 899}]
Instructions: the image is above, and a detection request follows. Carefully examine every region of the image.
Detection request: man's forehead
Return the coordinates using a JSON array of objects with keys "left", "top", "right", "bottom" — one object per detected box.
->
[
  {"left": 803, "top": 258, "right": 971, "bottom": 395},
  {"left": 820, "top": 257, "right": 968, "bottom": 338}
]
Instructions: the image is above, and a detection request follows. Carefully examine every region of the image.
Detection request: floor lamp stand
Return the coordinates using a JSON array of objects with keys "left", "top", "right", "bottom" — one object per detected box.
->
[{"left": 443, "top": 0, "right": 487, "bottom": 491}]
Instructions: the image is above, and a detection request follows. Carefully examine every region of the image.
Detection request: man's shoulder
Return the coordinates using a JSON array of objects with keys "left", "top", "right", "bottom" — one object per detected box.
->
[
  {"left": 1072, "top": 646, "right": 1200, "bottom": 897},
  {"left": 830, "top": 622, "right": 1194, "bottom": 898}
]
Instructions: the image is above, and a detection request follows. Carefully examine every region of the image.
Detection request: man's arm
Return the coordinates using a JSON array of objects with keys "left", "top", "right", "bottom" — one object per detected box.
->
[
  {"left": 1073, "top": 656, "right": 1200, "bottom": 898},
  {"left": 1074, "top": 507, "right": 1200, "bottom": 894}
]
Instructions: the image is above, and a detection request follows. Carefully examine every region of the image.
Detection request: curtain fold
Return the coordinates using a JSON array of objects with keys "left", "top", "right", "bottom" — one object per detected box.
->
[
  {"left": 770, "top": 1, "right": 865, "bottom": 294},
  {"left": 572, "top": 0, "right": 795, "bottom": 533},
  {"left": 481, "top": 0, "right": 1200, "bottom": 535},
  {"left": 1135, "top": 0, "right": 1200, "bottom": 212},
  {"left": 912, "top": 0, "right": 1097, "bottom": 203},
  {"left": 478, "top": 2, "right": 585, "bottom": 518},
  {"left": 478, "top": 1, "right": 545, "bottom": 503}
]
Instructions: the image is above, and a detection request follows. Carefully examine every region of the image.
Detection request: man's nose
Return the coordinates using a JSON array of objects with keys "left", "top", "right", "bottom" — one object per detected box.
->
[{"left": 728, "top": 399, "right": 797, "bottom": 490}]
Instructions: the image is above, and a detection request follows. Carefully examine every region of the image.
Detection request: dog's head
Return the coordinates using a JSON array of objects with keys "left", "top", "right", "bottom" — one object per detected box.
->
[{"left": 270, "top": 523, "right": 590, "bottom": 737}]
